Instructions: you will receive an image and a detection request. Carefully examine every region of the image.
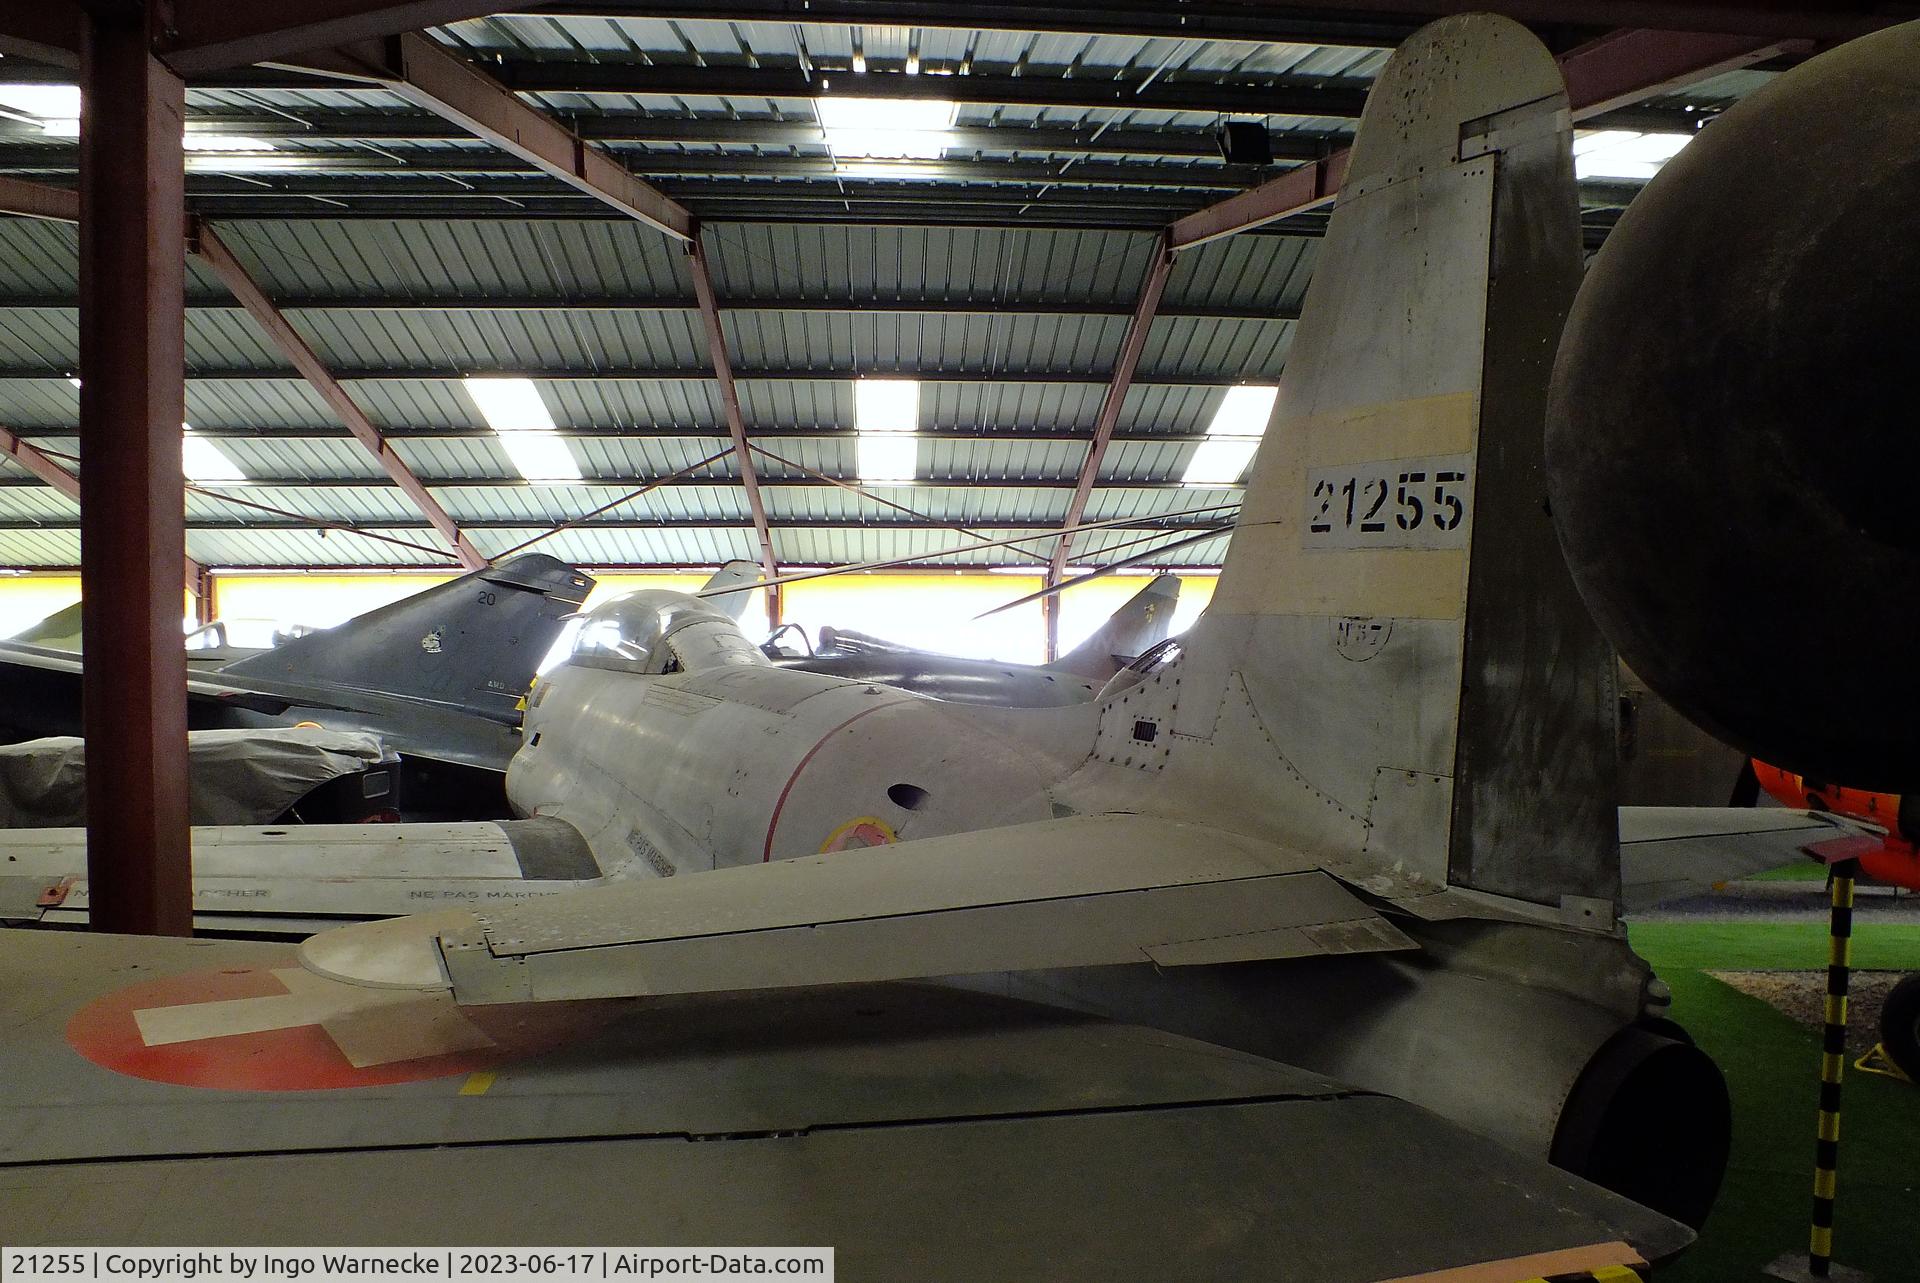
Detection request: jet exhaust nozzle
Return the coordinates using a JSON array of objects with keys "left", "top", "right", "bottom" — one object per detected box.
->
[{"left": 1550, "top": 1024, "right": 1731, "bottom": 1231}]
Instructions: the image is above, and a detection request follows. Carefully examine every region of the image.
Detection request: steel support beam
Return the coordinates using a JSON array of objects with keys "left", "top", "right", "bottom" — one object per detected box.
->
[
  {"left": 160, "top": 1, "right": 511, "bottom": 75},
  {"left": 190, "top": 221, "right": 486, "bottom": 570},
  {"left": 77, "top": 4, "right": 191, "bottom": 937},
  {"left": 0, "top": 422, "right": 204, "bottom": 590},
  {"left": 1169, "top": 153, "right": 1347, "bottom": 251},
  {"left": 1167, "top": 26, "right": 1789, "bottom": 249},
  {"left": 305, "top": 33, "right": 695, "bottom": 241},
  {"left": 517, "top": 1, "right": 1905, "bottom": 43},
  {"left": 687, "top": 233, "right": 780, "bottom": 593},
  {"left": 1556, "top": 27, "right": 1806, "bottom": 116},
  {"left": 522, "top": 2, "right": 1411, "bottom": 47},
  {"left": 0, "top": 175, "right": 79, "bottom": 222},
  {"left": 1179, "top": 1, "right": 1904, "bottom": 43},
  {"left": 479, "top": 62, "right": 1374, "bottom": 123},
  {"left": 1044, "top": 231, "right": 1175, "bottom": 657}
]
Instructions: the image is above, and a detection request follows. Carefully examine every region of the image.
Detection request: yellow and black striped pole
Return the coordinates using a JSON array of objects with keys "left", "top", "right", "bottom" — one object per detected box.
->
[{"left": 1807, "top": 857, "right": 1858, "bottom": 1279}]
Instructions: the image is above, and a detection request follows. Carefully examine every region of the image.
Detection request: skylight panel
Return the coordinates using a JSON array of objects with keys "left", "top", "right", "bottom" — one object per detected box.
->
[
  {"left": 464, "top": 377, "right": 581, "bottom": 482},
  {"left": 1181, "top": 385, "right": 1278, "bottom": 487},
  {"left": 181, "top": 427, "right": 247, "bottom": 483},
  {"left": 854, "top": 378, "right": 920, "bottom": 482},
  {"left": 817, "top": 96, "right": 958, "bottom": 160},
  {"left": 1573, "top": 129, "right": 1692, "bottom": 181}
]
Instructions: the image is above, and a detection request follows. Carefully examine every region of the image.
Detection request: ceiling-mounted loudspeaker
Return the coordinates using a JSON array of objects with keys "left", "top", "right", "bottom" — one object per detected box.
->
[{"left": 1216, "top": 122, "right": 1273, "bottom": 165}]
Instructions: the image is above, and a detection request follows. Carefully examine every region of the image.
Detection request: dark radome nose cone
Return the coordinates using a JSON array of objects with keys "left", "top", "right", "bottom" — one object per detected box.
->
[{"left": 1547, "top": 22, "right": 1920, "bottom": 792}]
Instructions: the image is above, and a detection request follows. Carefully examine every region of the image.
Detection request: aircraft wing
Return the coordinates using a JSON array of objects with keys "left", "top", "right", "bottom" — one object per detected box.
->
[
  {"left": 1, "top": 816, "right": 611, "bottom": 935},
  {"left": 1618, "top": 805, "right": 1866, "bottom": 910},
  {"left": 301, "top": 813, "right": 1415, "bottom": 1001},
  {"left": 0, "top": 927, "right": 1686, "bottom": 1274}
]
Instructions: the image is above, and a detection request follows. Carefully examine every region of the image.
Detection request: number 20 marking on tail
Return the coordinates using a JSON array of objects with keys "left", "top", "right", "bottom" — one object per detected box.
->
[{"left": 1304, "top": 453, "right": 1472, "bottom": 550}]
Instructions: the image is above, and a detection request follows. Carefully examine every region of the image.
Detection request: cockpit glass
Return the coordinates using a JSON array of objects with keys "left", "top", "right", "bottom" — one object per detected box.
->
[{"left": 562, "top": 590, "right": 746, "bottom": 674}]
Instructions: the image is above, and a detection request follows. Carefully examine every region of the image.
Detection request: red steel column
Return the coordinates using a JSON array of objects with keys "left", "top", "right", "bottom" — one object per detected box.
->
[{"left": 78, "top": 2, "right": 192, "bottom": 936}]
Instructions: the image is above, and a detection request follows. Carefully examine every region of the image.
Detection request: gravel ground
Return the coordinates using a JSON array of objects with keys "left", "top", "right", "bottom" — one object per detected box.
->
[
  {"left": 1707, "top": 969, "right": 1904, "bottom": 1057},
  {"left": 1636, "top": 880, "right": 1920, "bottom": 924}
]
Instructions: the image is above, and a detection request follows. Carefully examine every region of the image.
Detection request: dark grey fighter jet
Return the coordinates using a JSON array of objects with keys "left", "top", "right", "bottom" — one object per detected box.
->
[{"left": 0, "top": 555, "right": 593, "bottom": 783}]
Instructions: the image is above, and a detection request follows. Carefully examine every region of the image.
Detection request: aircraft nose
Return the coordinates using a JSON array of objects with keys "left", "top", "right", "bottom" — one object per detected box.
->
[{"left": 1546, "top": 21, "right": 1920, "bottom": 792}]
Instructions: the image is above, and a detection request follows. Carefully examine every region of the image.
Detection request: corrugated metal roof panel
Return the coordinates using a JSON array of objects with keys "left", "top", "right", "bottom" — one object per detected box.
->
[
  {"left": 210, "top": 221, "right": 693, "bottom": 300},
  {"left": 727, "top": 309, "right": 1131, "bottom": 376},
  {"left": 282, "top": 308, "right": 709, "bottom": 372},
  {"left": 0, "top": 528, "right": 80, "bottom": 565},
  {"left": 184, "top": 526, "right": 453, "bottom": 567},
  {"left": 1141, "top": 316, "right": 1294, "bottom": 381},
  {"left": 1169, "top": 236, "right": 1319, "bottom": 312},
  {"left": 0, "top": 379, "right": 79, "bottom": 429},
  {"left": 706, "top": 223, "right": 1155, "bottom": 307},
  {"left": 0, "top": 486, "right": 79, "bottom": 520},
  {"left": 0, "top": 221, "right": 79, "bottom": 296}
]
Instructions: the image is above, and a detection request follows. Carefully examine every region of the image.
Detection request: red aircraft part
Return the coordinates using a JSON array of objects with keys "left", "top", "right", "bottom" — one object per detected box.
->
[{"left": 1755, "top": 760, "right": 1920, "bottom": 892}]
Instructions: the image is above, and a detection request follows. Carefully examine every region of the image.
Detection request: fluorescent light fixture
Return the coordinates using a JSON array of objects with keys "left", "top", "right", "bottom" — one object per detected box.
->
[
  {"left": 817, "top": 96, "right": 957, "bottom": 160},
  {"left": 0, "top": 85, "right": 81, "bottom": 121},
  {"left": 1573, "top": 129, "right": 1691, "bottom": 181},
  {"left": 857, "top": 435, "right": 918, "bottom": 482},
  {"left": 181, "top": 426, "right": 247, "bottom": 482},
  {"left": 1182, "top": 384, "right": 1278, "bottom": 487},
  {"left": 854, "top": 378, "right": 919, "bottom": 432},
  {"left": 464, "top": 376, "right": 581, "bottom": 481}
]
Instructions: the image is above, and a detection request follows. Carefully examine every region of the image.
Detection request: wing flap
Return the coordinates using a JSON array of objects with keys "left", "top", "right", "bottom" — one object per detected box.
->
[{"left": 300, "top": 813, "right": 1415, "bottom": 1002}]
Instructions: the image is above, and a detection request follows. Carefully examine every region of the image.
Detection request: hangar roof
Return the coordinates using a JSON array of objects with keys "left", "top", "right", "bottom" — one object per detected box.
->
[{"left": 0, "top": 4, "right": 1803, "bottom": 572}]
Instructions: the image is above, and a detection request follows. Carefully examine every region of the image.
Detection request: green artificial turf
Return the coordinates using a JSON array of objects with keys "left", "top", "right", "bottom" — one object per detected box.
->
[
  {"left": 1626, "top": 921, "right": 1920, "bottom": 1281},
  {"left": 1745, "top": 861, "right": 1834, "bottom": 883}
]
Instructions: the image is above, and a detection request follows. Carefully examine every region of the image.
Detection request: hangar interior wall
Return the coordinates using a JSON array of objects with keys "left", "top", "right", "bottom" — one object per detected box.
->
[{"left": 0, "top": 571, "right": 1214, "bottom": 665}]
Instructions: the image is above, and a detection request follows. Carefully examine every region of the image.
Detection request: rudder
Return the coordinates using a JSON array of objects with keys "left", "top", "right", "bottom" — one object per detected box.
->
[{"left": 221, "top": 555, "right": 594, "bottom": 720}]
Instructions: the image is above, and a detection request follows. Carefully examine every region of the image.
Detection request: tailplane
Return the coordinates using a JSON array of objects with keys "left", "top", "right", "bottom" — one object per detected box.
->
[
  {"left": 1065, "top": 14, "right": 1618, "bottom": 918},
  {"left": 221, "top": 555, "right": 594, "bottom": 719},
  {"left": 1051, "top": 575, "right": 1181, "bottom": 682}
]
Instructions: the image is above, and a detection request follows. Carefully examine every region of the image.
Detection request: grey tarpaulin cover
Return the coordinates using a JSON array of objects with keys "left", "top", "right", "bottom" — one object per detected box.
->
[{"left": 0, "top": 728, "right": 389, "bottom": 827}]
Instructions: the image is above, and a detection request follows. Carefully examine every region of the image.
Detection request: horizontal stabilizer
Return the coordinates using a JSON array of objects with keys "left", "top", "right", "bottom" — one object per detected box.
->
[
  {"left": 1618, "top": 806, "right": 1864, "bottom": 910},
  {"left": 300, "top": 813, "right": 1414, "bottom": 1002}
]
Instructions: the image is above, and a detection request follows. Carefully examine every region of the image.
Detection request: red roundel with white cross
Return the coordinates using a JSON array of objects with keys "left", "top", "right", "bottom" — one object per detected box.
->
[{"left": 67, "top": 953, "right": 608, "bottom": 1091}]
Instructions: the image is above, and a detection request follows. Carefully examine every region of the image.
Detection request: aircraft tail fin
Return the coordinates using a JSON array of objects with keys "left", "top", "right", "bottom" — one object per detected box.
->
[
  {"left": 221, "top": 555, "right": 594, "bottom": 721},
  {"left": 700, "top": 560, "right": 764, "bottom": 621},
  {"left": 12, "top": 601, "right": 84, "bottom": 649},
  {"left": 1051, "top": 575, "right": 1181, "bottom": 682},
  {"left": 1081, "top": 15, "right": 1619, "bottom": 918}
]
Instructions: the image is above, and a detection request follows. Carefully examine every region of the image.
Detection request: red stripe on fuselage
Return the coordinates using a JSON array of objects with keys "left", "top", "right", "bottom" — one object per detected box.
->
[{"left": 761, "top": 703, "right": 895, "bottom": 862}]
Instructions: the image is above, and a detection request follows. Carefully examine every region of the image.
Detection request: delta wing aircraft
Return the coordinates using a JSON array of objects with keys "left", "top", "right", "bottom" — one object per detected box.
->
[
  {"left": 0, "top": 553, "right": 593, "bottom": 775},
  {"left": 0, "top": 15, "right": 1874, "bottom": 1274}
]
